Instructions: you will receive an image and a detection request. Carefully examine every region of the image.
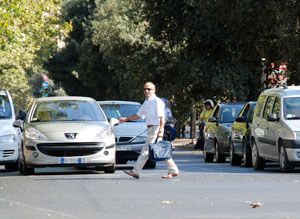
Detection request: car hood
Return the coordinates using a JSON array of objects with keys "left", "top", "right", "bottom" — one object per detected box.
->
[
  {"left": 29, "top": 121, "right": 109, "bottom": 133},
  {"left": 114, "top": 122, "right": 147, "bottom": 137},
  {"left": 221, "top": 123, "right": 234, "bottom": 130},
  {"left": 0, "top": 119, "right": 16, "bottom": 135},
  {"left": 284, "top": 120, "right": 300, "bottom": 132}
]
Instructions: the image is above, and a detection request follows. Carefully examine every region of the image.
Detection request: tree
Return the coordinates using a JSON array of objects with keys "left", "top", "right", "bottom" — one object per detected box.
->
[{"left": 0, "top": 0, "right": 70, "bottom": 109}]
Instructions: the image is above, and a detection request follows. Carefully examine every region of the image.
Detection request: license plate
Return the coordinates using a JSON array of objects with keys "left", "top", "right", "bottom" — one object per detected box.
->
[
  {"left": 117, "top": 145, "right": 132, "bottom": 151},
  {"left": 60, "top": 157, "right": 86, "bottom": 164}
]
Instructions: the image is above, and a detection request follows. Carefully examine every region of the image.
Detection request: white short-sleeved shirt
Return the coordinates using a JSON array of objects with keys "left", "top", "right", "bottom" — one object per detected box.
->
[{"left": 137, "top": 94, "right": 165, "bottom": 125}]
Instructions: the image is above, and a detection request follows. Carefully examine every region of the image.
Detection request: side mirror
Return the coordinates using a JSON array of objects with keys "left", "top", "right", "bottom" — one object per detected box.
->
[
  {"left": 16, "top": 110, "right": 27, "bottom": 120},
  {"left": 13, "top": 120, "right": 24, "bottom": 131},
  {"left": 235, "top": 116, "right": 247, "bottom": 123},
  {"left": 267, "top": 114, "right": 279, "bottom": 122},
  {"left": 109, "top": 117, "right": 119, "bottom": 126},
  {"left": 208, "top": 117, "right": 218, "bottom": 123}
]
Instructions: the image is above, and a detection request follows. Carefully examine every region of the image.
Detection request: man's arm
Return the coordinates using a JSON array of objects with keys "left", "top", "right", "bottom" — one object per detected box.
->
[
  {"left": 157, "top": 117, "right": 165, "bottom": 138},
  {"left": 119, "top": 114, "right": 141, "bottom": 123}
]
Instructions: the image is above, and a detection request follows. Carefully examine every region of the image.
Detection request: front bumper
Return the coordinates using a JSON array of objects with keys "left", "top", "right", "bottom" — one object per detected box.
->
[
  {"left": 23, "top": 142, "right": 115, "bottom": 167},
  {"left": 0, "top": 142, "right": 19, "bottom": 164},
  {"left": 115, "top": 142, "right": 144, "bottom": 162}
]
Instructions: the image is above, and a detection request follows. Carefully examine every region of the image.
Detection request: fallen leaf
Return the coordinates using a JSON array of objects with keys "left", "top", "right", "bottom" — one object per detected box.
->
[
  {"left": 162, "top": 200, "right": 176, "bottom": 204},
  {"left": 246, "top": 201, "right": 263, "bottom": 208}
]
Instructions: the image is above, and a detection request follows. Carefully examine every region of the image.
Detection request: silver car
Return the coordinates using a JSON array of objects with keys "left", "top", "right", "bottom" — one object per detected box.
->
[
  {"left": 14, "top": 96, "right": 117, "bottom": 175},
  {"left": 97, "top": 101, "right": 156, "bottom": 169}
]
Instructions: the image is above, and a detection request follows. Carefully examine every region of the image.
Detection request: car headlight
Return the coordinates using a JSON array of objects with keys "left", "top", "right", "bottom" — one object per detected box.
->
[
  {"left": 0, "top": 134, "right": 16, "bottom": 143},
  {"left": 94, "top": 127, "right": 113, "bottom": 140},
  {"left": 289, "top": 132, "right": 300, "bottom": 140},
  {"left": 25, "top": 127, "right": 49, "bottom": 141},
  {"left": 131, "top": 136, "right": 147, "bottom": 143}
]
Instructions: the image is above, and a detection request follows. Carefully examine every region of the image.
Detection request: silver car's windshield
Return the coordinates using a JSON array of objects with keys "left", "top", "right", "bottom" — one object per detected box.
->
[
  {"left": 220, "top": 105, "right": 244, "bottom": 123},
  {"left": 31, "top": 100, "right": 106, "bottom": 122},
  {"left": 284, "top": 97, "right": 300, "bottom": 119},
  {"left": 100, "top": 104, "right": 145, "bottom": 122},
  {"left": 0, "top": 95, "right": 12, "bottom": 119}
]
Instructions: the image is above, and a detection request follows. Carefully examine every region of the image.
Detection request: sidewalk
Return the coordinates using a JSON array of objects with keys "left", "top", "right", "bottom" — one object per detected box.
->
[{"left": 172, "top": 138, "right": 195, "bottom": 150}]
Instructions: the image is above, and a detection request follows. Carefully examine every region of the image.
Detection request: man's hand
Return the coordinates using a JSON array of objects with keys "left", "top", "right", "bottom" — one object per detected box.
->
[
  {"left": 157, "top": 137, "right": 163, "bottom": 142},
  {"left": 118, "top": 117, "right": 127, "bottom": 123}
]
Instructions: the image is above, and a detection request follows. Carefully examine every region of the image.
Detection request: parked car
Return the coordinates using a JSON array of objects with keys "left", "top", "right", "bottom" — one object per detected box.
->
[
  {"left": 229, "top": 101, "right": 256, "bottom": 167},
  {"left": 251, "top": 86, "right": 300, "bottom": 172},
  {"left": 14, "top": 96, "right": 117, "bottom": 175},
  {"left": 204, "top": 102, "right": 245, "bottom": 163},
  {"left": 98, "top": 100, "right": 156, "bottom": 168},
  {"left": 0, "top": 90, "right": 21, "bottom": 171}
]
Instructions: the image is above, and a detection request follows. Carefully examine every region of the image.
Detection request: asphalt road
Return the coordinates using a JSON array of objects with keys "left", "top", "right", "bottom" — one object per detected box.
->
[{"left": 1, "top": 146, "right": 300, "bottom": 219}]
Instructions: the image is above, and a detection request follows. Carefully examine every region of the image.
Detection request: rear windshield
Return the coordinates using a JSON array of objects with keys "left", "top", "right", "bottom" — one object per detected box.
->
[
  {"left": 220, "top": 105, "right": 244, "bottom": 123},
  {"left": 284, "top": 97, "right": 300, "bottom": 119},
  {"left": 100, "top": 104, "right": 145, "bottom": 122},
  {"left": 0, "top": 95, "right": 12, "bottom": 119},
  {"left": 31, "top": 100, "right": 106, "bottom": 122}
]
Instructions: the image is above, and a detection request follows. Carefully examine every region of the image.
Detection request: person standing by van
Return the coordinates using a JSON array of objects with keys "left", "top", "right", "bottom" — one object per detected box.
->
[
  {"left": 195, "top": 99, "right": 214, "bottom": 150},
  {"left": 119, "top": 82, "right": 179, "bottom": 179}
]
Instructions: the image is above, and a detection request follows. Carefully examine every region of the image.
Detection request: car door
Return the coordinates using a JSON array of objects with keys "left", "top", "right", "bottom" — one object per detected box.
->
[
  {"left": 259, "top": 96, "right": 276, "bottom": 157},
  {"left": 232, "top": 103, "right": 250, "bottom": 156},
  {"left": 204, "top": 105, "right": 220, "bottom": 153},
  {"left": 266, "top": 96, "right": 281, "bottom": 159}
]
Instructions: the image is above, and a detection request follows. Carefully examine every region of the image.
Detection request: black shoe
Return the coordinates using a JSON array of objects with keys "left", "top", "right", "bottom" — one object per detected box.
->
[{"left": 123, "top": 170, "right": 139, "bottom": 179}]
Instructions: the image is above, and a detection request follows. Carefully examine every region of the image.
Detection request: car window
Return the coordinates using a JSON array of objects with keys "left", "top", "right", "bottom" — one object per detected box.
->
[
  {"left": 255, "top": 95, "right": 267, "bottom": 117},
  {"left": 0, "top": 94, "right": 12, "bottom": 119},
  {"left": 220, "top": 105, "right": 244, "bottom": 123},
  {"left": 100, "top": 104, "right": 145, "bottom": 122},
  {"left": 212, "top": 105, "right": 220, "bottom": 118},
  {"left": 31, "top": 100, "right": 106, "bottom": 122},
  {"left": 240, "top": 104, "right": 250, "bottom": 117},
  {"left": 263, "top": 96, "right": 276, "bottom": 119},
  {"left": 284, "top": 97, "right": 300, "bottom": 119},
  {"left": 248, "top": 103, "right": 256, "bottom": 123},
  {"left": 272, "top": 97, "right": 280, "bottom": 116}
]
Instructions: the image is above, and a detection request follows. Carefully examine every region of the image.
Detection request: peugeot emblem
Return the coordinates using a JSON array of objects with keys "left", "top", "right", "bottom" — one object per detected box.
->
[{"left": 65, "top": 133, "right": 77, "bottom": 139}]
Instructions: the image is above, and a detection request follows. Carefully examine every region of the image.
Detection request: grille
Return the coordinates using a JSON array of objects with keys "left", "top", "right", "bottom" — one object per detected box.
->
[
  {"left": 2, "top": 150, "right": 14, "bottom": 158},
  {"left": 117, "top": 137, "right": 133, "bottom": 142},
  {"left": 37, "top": 142, "right": 104, "bottom": 157}
]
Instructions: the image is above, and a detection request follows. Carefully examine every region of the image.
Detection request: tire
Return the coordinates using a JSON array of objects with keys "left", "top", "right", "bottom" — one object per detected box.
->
[
  {"left": 229, "top": 141, "right": 242, "bottom": 166},
  {"left": 252, "top": 140, "right": 265, "bottom": 170},
  {"left": 19, "top": 161, "right": 34, "bottom": 175},
  {"left": 5, "top": 161, "right": 19, "bottom": 171},
  {"left": 242, "top": 138, "right": 252, "bottom": 167},
  {"left": 204, "top": 148, "right": 214, "bottom": 162},
  {"left": 104, "top": 163, "right": 115, "bottom": 174},
  {"left": 144, "top": 159, "right": 156, "bottom": 169},
  {"left": 279, "top": 145, "right": 294, "bottom": 173},
  {"left": 215, "top": 141, "right": 226, "bottom": 163}
]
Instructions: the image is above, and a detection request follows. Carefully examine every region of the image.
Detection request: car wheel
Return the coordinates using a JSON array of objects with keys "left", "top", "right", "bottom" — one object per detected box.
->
[
  {"left": 229, "top": 141, "right": 242, "bottom": 166},
  {"left": 104, "top": 163, "right": 115, "bottom": 174},
  {"left": 279, "top": 144, "right": 294, "bottom": 173},
  {"left": 242, "top": 138, "right": 252, "bottom": 167},
  {"left": 215, "top": 141, "right": 226, "bottom": 163},
  {"left": 19, "top": 161, "right": 34, "bottom": 175},
  {"left": 204, "top": 147, "right": 214, "bottom": 162},
  {"left": 5, "top": 160, "right": 19, "bottom": 171},
  {"left": 144, "top": 159, "right": 156, "bottom": 169},
  {"left": 252, "top": 140, "right": 265, "bottom": 170}
]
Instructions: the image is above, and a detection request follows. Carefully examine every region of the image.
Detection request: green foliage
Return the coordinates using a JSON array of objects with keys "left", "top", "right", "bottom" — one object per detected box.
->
[{"left": 0, "top": 0, "right": 70, "bottom": 109}]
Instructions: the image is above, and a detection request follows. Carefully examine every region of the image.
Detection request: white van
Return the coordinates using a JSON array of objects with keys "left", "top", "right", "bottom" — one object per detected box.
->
[
  {"left": 0, "top": 90, "right": 20, "bottom": 170},
  {"left": 251, "top": 86, "right": 300, "bottom": 172}
]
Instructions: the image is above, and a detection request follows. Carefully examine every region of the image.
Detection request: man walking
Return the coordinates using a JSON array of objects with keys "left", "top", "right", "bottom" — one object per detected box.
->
[{"left": 119, "top": 82, "right": 179, "bottom": 179}]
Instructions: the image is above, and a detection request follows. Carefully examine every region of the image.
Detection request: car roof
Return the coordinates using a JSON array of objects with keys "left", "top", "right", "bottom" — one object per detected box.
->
[
  {"left": 0, "top": 90, "right": 8, "bottom": 96},
  {"left": 97, "top": 100, "right": 141, "bottom": 105},
  {"left": 217, "top": 102, "right": 245, "bottom": 107},
  {"left": 36, "top": 96, "right": 95, "bottom": 102},
  {"left": 263, "top": 86, "right": 300, "bottom": 97}
]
